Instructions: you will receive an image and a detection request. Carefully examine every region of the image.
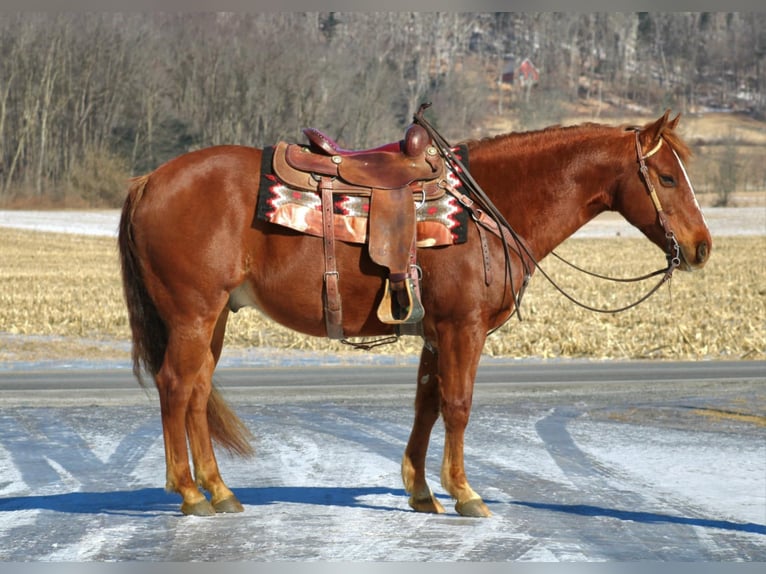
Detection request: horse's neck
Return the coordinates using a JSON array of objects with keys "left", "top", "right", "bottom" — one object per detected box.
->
[{"left": 468, "top": 129, "right": 619, "bottom": 259}]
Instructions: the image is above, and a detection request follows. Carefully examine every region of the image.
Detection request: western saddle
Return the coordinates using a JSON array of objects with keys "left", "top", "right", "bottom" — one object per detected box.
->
[{"left": 271, "top": 123, "right": 445, "bottom": 339}]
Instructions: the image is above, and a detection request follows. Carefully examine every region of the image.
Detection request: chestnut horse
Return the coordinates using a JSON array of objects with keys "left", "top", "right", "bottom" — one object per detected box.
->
[{"left": 118, "top": 110, "right": 711, "bottom": 517}]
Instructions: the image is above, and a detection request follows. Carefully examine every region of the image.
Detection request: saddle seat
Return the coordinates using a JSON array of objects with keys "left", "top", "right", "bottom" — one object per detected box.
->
[
  {"left": 304, "top": 123, "right": 431, "bottom": 158},
  {"left": 290, "top": 123, "right": 442, "bottom": 190}
]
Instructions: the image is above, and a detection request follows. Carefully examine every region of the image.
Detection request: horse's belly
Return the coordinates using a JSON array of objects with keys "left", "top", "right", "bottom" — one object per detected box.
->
[{"left": 228, "top": 266, "right": 391, "bottom": 339}]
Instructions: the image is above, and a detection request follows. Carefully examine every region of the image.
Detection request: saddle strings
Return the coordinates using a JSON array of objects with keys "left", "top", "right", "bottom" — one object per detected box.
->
[
  {"left": 413, "top": 103, "right": 680, "bottom": 317},
  {"left": 414, "top": 104, "right": 532, "bottom": 322}
]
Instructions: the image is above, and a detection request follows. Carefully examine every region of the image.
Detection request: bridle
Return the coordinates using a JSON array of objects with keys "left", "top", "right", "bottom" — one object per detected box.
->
[
  {"left": 633, "top": 129, "right": 682, "bottom": 274},
  {"left": 535, "top": 130, "right": 684, "bottom": 314},
  {"left": 414, "top": 104, "right": 684, "bottom": 321}
]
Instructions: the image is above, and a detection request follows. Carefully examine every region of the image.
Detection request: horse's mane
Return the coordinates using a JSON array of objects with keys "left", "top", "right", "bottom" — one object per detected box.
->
[
  {"left": 462, "top": 122, "right": 598, "bottom": 147},
  {"left": 464, "top": 118, "right": 692, "bottom": 164}
]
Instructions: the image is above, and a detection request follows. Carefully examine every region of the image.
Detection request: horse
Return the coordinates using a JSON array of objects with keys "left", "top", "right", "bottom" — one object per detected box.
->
[{"left": 118, "top": 109, "right": 711, "bottom": 518}]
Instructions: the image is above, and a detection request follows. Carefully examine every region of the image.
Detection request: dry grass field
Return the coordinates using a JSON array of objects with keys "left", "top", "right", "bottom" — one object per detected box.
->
[{"left": 1, "top": 226, "right": 763, "bottom": 364}]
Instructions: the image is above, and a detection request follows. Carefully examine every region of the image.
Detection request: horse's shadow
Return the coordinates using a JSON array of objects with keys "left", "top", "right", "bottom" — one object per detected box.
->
[
  {"left": 511, "top": 500, "right": 766, "bottom": 535},
  {"left": 0, "top": 486, "right": 412, "bottom": 516},
  {"left": 1, "top": 488, "right": 763, "bottom": 535}
]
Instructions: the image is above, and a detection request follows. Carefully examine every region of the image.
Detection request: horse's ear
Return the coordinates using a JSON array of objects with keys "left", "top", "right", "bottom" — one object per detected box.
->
[
  {"left": 641, "top": 109, "right": 672, "bottom": 147},
  {"left": 668, "top": 113, "right": 681, "bottom": 131}
]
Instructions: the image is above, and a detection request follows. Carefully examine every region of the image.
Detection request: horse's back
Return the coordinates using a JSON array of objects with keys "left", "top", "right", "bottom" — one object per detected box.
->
[{"left": 141, "top": 144, "right": 262, "bottom": 212}]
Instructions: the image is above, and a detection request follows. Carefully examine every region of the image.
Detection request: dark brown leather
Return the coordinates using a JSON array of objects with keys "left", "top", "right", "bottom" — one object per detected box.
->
[
  {"left": 274, "top": 142, "right": 446, "bottom": 199},
  {"left": 368, "top": 187, "right": 417, "bottom": 277},
  {"left": 268, "top": 128, "right": 447, "bottom": 331},
  {"left": 303, "top": 124, "right": 430, "bottom": 158},
  {"left": 285, "top": 141, "right": 442, "bottom": 190},
  {"left": 284, "top": 144, "right": 340, "bottom": 177},
  {"left": 403, "top": 124, "right": 429, "bottom": 157},
  {"left": 320, "top": 177, "right": 343, "bottom": 339}
]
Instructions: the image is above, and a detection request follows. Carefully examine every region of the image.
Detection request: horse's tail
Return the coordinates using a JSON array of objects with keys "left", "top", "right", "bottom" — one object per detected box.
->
[
  {"left": 207, "top": 388, "right": 254, "bottom": 457},
  {"left": 118, "top": 175, "right": 254, "bottom": 457},
  {"left": 118, "top": 174, "right": 165, "bottom": 387}
]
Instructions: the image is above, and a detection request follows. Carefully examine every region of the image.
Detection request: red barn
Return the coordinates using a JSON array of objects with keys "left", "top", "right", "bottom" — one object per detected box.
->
[{"left": 517, "top": 58, "right": 539, "bottom": 87}]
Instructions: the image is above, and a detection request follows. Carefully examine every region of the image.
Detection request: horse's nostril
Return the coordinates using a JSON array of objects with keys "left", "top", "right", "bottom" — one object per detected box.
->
[{"left": 696, "top": 241, "right": 709, "bottom": 264}]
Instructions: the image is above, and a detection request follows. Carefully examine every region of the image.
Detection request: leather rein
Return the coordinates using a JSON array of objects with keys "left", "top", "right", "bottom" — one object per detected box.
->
[
  {"left": 413, "top": 104, "right": 682, "bottom": 322},
  {"left": 526, "top": 130, "right": 682, "bottom": 314}
]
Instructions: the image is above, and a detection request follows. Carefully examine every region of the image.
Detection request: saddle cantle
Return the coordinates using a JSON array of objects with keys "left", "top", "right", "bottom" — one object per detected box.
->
[{"left": 270, "top": 123, "right": 446, "bottom": 339}]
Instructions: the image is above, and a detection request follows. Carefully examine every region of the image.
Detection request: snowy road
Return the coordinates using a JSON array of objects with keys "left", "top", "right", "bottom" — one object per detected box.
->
[{"left": 0, "top": 361, "right": 764, "bottom": 561}]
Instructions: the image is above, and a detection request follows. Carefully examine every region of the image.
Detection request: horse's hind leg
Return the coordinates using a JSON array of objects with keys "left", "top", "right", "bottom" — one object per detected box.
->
[
  {"left": 190, "top": 306, "right": 244, "bottom": 513},
  {"left": 402, "top": 345, "right": 445, "bottom": 513},
  {"left": 158, "top": 313, "right": 241, "bottom": 515},
  {"left": 156, "top": 327, "right": 216, "bottom": 515},
  {"left": 185, "top": 364, "right": 243, "bottom": 514}
]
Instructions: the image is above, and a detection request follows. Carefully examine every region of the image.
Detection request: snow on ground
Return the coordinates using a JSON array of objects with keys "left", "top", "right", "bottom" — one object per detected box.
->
[
  {"left": 0, "top": 210, "right": 121, "bottom": 237},
  {"left": 0, "top": 206, "right": 764, "bottom": 238}
]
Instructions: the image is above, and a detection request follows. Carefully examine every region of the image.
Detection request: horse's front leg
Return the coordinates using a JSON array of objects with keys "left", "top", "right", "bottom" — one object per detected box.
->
[
  {"left": 402, "top": 344, "right": 445, "bottom": 514},
  {"left": 437, "top": 322, "right": 492, "bottom": 518}
]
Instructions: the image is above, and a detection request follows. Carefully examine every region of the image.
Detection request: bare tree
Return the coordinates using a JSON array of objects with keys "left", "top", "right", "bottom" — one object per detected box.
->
[{"left": 0, "top": 12, "right": 763, "bottom": 206}]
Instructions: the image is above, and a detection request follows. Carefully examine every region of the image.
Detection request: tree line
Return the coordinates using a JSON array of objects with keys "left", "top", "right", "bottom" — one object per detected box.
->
[{"left": 1, "top": 12, "right": 763, "bottom": 206}]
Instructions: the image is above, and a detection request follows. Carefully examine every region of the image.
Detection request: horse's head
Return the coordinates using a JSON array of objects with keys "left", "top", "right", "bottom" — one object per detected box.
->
[{"left": 614, "top": 110, "right": 712, "bottom": 271}]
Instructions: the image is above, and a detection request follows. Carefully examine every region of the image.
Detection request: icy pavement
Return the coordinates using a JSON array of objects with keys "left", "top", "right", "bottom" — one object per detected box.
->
[{"left": 0, "top": 364, "right": 763, "bottom": 561}]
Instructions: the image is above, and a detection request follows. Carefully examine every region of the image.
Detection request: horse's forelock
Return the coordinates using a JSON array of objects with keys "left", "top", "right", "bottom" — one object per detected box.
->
[{"left": 630, "top": 118, "right": 692, "bottom": 164}]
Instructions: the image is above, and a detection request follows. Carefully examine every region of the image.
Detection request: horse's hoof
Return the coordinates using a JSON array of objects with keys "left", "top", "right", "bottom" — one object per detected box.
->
[
  {"left": 181, "top": 498, "right": 216, "bottom": 516},
  {"left": 213, "top": 495, "right": 244, "bottom": 513},
  {"left": 455, "top": 497, "right": 492, "bottom": 518},
  {"left": 408, "top": 495, "right": 446, "bottom": 514}
]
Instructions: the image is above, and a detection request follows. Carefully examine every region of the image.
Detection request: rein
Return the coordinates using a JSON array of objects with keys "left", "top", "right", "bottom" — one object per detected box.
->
[
  {"left": 414, "top": 104, "right": 533, "bottom": 322},
  {"left": 539, "top": 130, "right": 681, "bottom": 314},
  {"left": 413, "top": 104, "right": 682, "bottom": 319}
]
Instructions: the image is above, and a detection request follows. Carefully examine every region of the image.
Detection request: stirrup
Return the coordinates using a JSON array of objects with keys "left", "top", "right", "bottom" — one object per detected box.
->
[{"left": 377, "top": 277, "right": 425, "bottom": 325}]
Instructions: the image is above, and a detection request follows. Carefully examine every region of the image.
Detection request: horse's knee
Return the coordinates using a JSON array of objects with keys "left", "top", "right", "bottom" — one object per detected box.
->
[{"left": 439, "top": 400, "right": 471, "bottom": 431}]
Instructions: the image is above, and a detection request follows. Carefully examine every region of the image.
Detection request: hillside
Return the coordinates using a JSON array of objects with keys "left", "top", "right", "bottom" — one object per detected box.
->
[{"left": 1, "top": 14, "right": 764, "bottom": 208}]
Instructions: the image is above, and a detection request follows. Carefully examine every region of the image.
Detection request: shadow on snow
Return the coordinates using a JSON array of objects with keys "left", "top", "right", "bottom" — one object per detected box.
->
[
  {"left": 512, "top": 500, "right": 765, "bottom": 535},
  {"left": 0, "top": 486, "right": 409, "bottom": 516},
  {"left": 1, "top": 487, "right": 763, "bottom": 535}
]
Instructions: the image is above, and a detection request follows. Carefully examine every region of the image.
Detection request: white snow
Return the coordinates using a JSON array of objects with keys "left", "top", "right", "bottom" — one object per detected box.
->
[{"left": 0, "top": 207, "right": 763, "bottom": 238}]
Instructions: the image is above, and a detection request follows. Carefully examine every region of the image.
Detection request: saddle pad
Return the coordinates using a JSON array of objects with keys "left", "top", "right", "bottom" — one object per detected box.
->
[{"left": 257, "top": 146, "right": 468, "bottom": 247}]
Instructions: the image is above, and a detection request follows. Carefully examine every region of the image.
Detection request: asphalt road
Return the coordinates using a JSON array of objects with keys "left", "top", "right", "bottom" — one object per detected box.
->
[{"left": 0, "top": 360, "right": 764, "bottom": 562}]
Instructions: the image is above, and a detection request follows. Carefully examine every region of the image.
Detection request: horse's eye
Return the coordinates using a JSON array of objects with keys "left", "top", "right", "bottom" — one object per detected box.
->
[{"left": 659, "top": 174, "right": 676, "bottom": 187}]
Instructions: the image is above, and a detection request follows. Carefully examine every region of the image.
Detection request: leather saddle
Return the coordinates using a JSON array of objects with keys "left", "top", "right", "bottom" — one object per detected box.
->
[
  {"left": 284, "top": 124, "right": 443, "bottom": 190},
  {"left": 271, "top": 123, "right": 445, "bottom": 338}
]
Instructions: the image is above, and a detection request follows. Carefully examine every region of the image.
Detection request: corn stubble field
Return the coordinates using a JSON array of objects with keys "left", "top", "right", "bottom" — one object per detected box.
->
[{"left": 1, "top": 227, "right": 763, "bottom": 364}]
